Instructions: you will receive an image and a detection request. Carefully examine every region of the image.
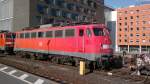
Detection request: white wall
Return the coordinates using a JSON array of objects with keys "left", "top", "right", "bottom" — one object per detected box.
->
[
  {"left": 111, "top": 11, "right": 117, "bottom": 21},
  {"left": 0, "top": 0, "right": 14, "bottom": 31}
]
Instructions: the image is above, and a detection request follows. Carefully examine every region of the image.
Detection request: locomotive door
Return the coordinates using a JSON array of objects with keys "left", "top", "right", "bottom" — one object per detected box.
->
[
  {"left": 84, "top": 28, "right": 92, "bottom": 52},
  {"left": 78, "top": 29, "right": 85, "bottom": 53}
]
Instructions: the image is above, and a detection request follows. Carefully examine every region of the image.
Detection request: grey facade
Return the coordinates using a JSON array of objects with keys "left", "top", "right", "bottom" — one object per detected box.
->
[
  {"left": 0, "top": 0, "right": 14, "bottom": 31},
  {"left": 30, "top": 0, "right": 105, "bottom": 27},
  {"left": 104, "top": 6, "right": 117, "bottom": 51},
  {"left": 0, "top": 0, "right": 30, "bottom": 32},
  {"left": 0, "top": 0, "right": 105, "bottom": 32}
]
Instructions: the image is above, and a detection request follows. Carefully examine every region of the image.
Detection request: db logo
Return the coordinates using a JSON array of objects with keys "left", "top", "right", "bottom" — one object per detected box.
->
[{"left": 39, "top": 42, "right": 43, "bottom": 47}]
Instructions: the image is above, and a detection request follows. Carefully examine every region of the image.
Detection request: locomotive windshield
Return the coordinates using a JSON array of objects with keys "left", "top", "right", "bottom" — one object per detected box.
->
[
  {"left": 5, "top": 34, "right": 12, "bottom": 38},
  {"left": 93, "top": 28, "right": 106, "bottom": 36},
  {"left": 5, "top": 33, "right": 16, "bottom": 39}
]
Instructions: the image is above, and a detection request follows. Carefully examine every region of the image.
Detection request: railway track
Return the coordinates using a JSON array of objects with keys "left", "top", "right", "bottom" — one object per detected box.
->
[{"left": 0, "top": 53, "right": 150, "bottom": 84}]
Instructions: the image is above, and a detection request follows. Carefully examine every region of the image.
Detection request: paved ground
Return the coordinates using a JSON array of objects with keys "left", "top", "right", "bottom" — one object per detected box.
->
[
  {"left": 0, "top": 72, "right": 28, "bottom": 84},
  {"left": 0, "top": 63, "right": 58, "bottom": 84}
]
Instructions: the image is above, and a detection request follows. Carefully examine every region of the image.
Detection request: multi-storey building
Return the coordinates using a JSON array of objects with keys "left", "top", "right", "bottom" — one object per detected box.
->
[
  {"left": 0, "top": 0, "right": 105, "bottom": 32},
  {"left": 117, "top": 4, "right": 150, "bottom": 53}
]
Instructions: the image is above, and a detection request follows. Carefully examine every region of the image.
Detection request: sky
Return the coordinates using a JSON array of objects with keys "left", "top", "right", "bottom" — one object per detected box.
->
[{"left": 104, "top": 0, "right": 150, "bottom": 8}]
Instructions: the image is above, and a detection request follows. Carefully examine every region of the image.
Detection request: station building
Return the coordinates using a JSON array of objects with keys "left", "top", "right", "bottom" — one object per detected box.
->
[
  {"left": 116, "top": 4, "right": 150, "bottom": 53},
  {"left": 0, "top": 0, "right": 105, "bottom": 32}
]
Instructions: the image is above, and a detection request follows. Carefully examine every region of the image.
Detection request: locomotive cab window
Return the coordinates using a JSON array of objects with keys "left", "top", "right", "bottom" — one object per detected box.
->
[
  {"left": 38, "top": 32, "right": 44, "bottom": 38},
  {"left": 55, "top": 30, "right": 63, "bottom": 38},
  {"left": 79, "top": 29, "right": 84, "bottom": 36},
  {"left": 93, "top": 28, "right": 105, "bottom": 36},
  {"left": 5, "top": 34, "right": 12, "bottom": 38},
  {"left": 65, "top": 29, "right": 75, "bottom": 37},
  {"left": 12, "top": 33, "right": 16, "bottom": 39},
  {"left": 0, "top": 34, "right": 2, "bottom": 38},
  {"left": 86, "top": 28, "right": 91, "bottom": 37}
]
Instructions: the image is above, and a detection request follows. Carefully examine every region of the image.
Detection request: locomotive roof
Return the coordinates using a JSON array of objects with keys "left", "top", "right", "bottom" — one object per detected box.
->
[{"left": 16, "top": 23, "right": 106, "bottom": 33}]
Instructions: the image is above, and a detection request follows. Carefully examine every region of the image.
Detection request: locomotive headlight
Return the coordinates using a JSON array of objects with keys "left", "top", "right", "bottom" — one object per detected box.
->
[{"left": 102, "top": 44, "right": 110, "bottom": 49}]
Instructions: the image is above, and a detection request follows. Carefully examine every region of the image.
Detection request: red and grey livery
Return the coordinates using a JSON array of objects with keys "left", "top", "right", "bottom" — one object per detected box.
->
[{"left": 14, "top": 23, "right": 112, "bottom": 61}]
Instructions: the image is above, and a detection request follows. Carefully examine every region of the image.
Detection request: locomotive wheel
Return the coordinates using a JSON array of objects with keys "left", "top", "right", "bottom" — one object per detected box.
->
[
  {"left": 0, "top": 50, "right": 4, "bottom": 53},
  {"left": 25, "top": 52, "right": 31, "bottom": 59}
]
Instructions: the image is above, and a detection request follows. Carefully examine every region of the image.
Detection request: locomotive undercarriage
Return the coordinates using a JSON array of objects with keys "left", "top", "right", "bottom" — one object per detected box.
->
[
  {"left": 0, "top": 46, "right": 14, "bottom": 54},
  {"left": 15, "top": 51, "right": 113, "bottom": 71}
]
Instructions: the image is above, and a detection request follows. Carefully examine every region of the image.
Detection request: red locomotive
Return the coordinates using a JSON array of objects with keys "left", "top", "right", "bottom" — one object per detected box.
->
[
  {"left": 0, "top": 31, "right": 15, "bottom": 53},
  {"left": 0, "top": 22, "right": 113, "bottom": 69}
]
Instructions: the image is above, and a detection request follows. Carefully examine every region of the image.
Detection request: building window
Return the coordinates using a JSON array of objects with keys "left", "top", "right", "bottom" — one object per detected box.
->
[
  {"left": 50, "top": 8, "right": 57, "bottom": 17},
  {"left": 136, "top": 16, "right": 139, "bottom": 19},
  {"left": 125, "top": 39, "right": 127, "bottom": 42},
  {"left": 125, "top": 22, "right": 127, "bottom": 25},
  {"left": 130, "top": 16, "right": 133, "bottom": 19},
  {"left": 137, "top": 27, "right": 139, "bottom": 31},
  {"left": 125, "top": 28, "right": 127, "bottom": 31},
  {"left": 83, "top": 0, "right": 88, "bottom": 4},
  {"left": 87, "top": 0, "right": 92, "bottom": 7},
  {"left": 136, "top": 10, "right": 139, "bottom": 13},
  {"left": 71, "top": 13, "right": 78, "bottom": 20},
  {"left": 143, "top": 33, "right": 146, "bottom": 36},
  {"left": 125, "top": 17, "right": 127, "bottom": 20},
  {"left": 119, "top": 17, "right": 122, "bottom": 20},
  {"left": 130, "top": 28, "right": 133, "bottom": 31},
  {"left": 55, "top": 0, "right": 64, "bottom": 7},
  {"left": 44, "top": 0, "right": 54, "bottom": 5},
  {"left": 119, "top": 23, "right": 122, "bottom": 26},
  {"left": 93, "top": 2, "right": 97, "bottom": 9},
  {"left": 56, "top": 10, "right": 61, "bottom": 16},
  {"left": 119, "top": 28, "right": 122, "bottom": 31},
  {"left": 130, "top": 34, "right": 133, "bottom": 37},
  {"left": 119, "top": 34, "right": 121, "bottom": 37},
  {"left": 67, "top": 3, "right": 74, "bottom": 10},
  {"left": 136, "top": 40, "right": 139, "bottom": 43},
  {"left": 143, "top": 21, "right": 146, "bottom": 24},
  {"left": 62, "top": 11, "right": 68, "bottom": 18},
  {"left": 130, "top": 40, "right": 133, "bottom": 43},
  {"left": 130, "top": 22, "right": 133, "bottom": 25},
  {"left": 136, "top": 34, "right": 140, "bottom": 37},
  {"left": 37, "top": 4, "right": 45, "bottom": 14},
  {"left": 119, "top": 39, "right": 121, "bottom": 42}
]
